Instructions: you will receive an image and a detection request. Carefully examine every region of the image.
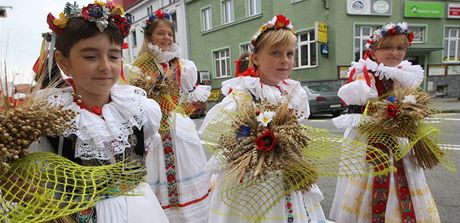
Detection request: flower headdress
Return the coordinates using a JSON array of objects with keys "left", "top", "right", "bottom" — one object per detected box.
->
[
  {"left": 250, "top": 15, "right": 295, "bottom": 51},
  {"left": 145, "top": 9, "right": 172, "bottom": 28},
  {"left": 366, "top": 22, "right": 415, "bottom": 49},
  {"left": 47, "top": 0, "right": 132, "bottom": 38}
]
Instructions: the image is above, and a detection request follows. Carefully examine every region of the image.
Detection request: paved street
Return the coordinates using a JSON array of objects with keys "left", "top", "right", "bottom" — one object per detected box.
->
[{"left": 193, "top": 112, "right": 460, "bottom": 223}]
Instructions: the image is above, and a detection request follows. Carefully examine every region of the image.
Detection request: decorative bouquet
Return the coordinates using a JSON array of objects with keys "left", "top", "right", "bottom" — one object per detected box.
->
[
  {"left": 218, "top": 99, "right": 317, "bottom": 192},
  {"left": 0, "top": 78, "right": 145, "bottom": 222},
  {"left": 129, "top": 52, "right": 193, "bottom": 131},
  {"left": 202, "top": 92, "right": 393, "bottom": 222},
  {"left": 0, "top": 97, "right": 76, "bottom": 173},
  {"left": 360, "top": 85, "right": 453, "bottom": 170}
]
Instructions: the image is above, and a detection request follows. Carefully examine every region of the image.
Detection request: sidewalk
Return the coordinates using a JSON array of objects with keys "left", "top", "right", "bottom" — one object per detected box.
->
[{"left": 432, "top": 97, "right": 460, "bottom": 113}]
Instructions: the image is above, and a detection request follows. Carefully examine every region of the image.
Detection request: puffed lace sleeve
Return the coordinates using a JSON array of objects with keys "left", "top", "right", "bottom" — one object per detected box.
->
[
  {"left": 179, "top": 59, "right": 211, "bottom": 102},
  {"left": 377, "top": 60, "right": 424, "bottom": 88},
  {"left": 142, "top": 98, "right": 162, "bottom": 152}
]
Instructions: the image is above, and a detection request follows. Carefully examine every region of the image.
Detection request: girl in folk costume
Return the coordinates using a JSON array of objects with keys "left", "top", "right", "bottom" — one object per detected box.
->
[
  {"left": 129, "top": 9, "right": 211, "bottom": 223},
  {"left": 31, "top": 1, "right": 169, "bottom": 222},
  {"left": 200, "top": 15, "right": 326, "bottom": 223},
  {"left": 330, "top": 22, "right": 442, "bottom": 222}
]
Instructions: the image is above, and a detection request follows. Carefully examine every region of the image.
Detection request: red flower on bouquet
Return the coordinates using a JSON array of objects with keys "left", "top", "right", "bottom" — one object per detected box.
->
[
  {"left": 255, "top": 130, "right": 277, "bottom": 151},
  {"left": 386, "top": 103, "right": 399, "bottom": 118}
]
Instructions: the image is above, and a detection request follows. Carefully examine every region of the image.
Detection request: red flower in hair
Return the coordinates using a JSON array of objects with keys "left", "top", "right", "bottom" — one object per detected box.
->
[
  {"left": 47, "top": 13, "right": 64, "bottom": 35},
  {"left": 113, "top": 15, "right": 130, "bottom": 37},
  {"left": 81, "top": 6, "right": 91, "bottom": 20},
  {"left": 255, "top": 130, "right": 277, "bottom": 151},
  {"left": 407, "top": 32, "right": 414, "bottom": 43},
  {"left": 386, "top": 103, "right": 399, "bottom": 118},
  {"left": 274, "top": 15, "right": 290, "bottom": 29},
  {"left": 155, "top": 9, "right": 165, "bottom": 19},
  {"left": 388, "top": 28, "right": 397, "bottom": 35}
]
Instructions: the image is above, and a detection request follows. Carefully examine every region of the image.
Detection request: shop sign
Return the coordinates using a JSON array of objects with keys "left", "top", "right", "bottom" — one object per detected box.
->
[
  {"left": 346, "top": 0, "right": 392, "bottom": 16},
  {"left": 404, "top": 1, "right": 444, "bottom": 18},
  {"left": 448, "top": 3, "right": 460, "bottom": 19}
]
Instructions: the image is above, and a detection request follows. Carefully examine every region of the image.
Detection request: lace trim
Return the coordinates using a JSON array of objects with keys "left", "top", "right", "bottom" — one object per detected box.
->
[
  {"left": 147, "top": 43, "right": 180, "bottom": 63},
  {"left": 48, "top": 86, "right": 150, "bottom": 160}
]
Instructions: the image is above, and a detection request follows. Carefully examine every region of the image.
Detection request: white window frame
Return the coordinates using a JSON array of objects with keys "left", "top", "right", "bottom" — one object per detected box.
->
[
  {"left": 240, "top": 42, "right": 250, "bottom": 54},
  {"left": 409, "top": 24, "right": 427, "bottom": 44},
  {"left": 131, "top": 30, "right": 137, "bottom": 47},
  {"left": 221, "top": 0, "right": 234, "bottom": 24},
  {"left": 201, "top": 6, "right": 212, "bottom": 31},
  {"left": 443, "top": 26, "right": 460, "bottom": 63},
  {"left": 294, "top": 29, "right": 318, "bottom": 68},
  {"left": 354, "top": 24, "right": 381, "bottom": 60},
  {"left": 247, "top": 0, "right": 261, "bottom": 16},
  {"left": 170, "top": 10, "right": 177, "bottom": 31},
  {"left": 213, "top": 48, "right": 231, "bottom": 79}
]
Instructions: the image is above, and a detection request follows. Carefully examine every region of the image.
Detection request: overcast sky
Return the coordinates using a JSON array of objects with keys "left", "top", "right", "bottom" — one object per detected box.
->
[{"left": 0, "top": 0, "right": 93, "bottom": 83}]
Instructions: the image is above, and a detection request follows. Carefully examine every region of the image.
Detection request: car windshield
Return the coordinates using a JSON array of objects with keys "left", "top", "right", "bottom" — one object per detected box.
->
[{"left": 307, "top": 85, "right": 335, "bottom": 93}]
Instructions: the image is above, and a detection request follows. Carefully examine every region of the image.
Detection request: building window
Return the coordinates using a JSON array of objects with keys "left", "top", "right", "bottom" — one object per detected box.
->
[
  {"left": 222, "top": 0, "right": 234, "bottom": 24},
  {"left": 147, "top": 5, "right": 153, "bottom": 15},
  {"left": 354, "top": 25, "right": 378, "bottom": 61},
  {"left": 214, "top": 48, "right": 231, "bottom": 78},
  {"left": 170, "top": 11, "right": 177, "bottom": 31},
  {"left": 132, "top": 30, "right": 137, "bottom": 47},
  {"left": 411, "top": 26, "right": 426, "bottom": 43},
  {"left": 240, "top": 43, "right": 250, "bottom": 54},
  {"left": 247, "top": 0, "right": 261, "bottom": 16},
  {"left": 444, "top": 27, "right": 460, "bottom": 62},
  {"left": 201, "top": 7, "right": 212, "bottom": 31},
  {"left": 295, "top": 30, "right": 317, "bottom": 68}
]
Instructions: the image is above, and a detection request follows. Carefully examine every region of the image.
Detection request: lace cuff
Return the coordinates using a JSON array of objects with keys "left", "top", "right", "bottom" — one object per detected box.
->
[{"left": 187, "top": 85, "right": 211, "bottom": 102}]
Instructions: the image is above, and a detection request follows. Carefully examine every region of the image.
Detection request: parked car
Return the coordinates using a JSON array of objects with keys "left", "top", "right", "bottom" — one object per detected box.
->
[
  {"left": 190, "top": 101, "right": 207, "bottom": 118},
  {"left": 302, "top": 84, "right": 346, "bottom": 117}
]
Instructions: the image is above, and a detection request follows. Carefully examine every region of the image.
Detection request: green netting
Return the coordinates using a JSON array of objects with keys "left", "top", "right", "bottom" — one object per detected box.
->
[
  {"left": 201, "top": 91, "right": 393, "bottom": 222},
  {"left": 0, "top": 152, "right": 145, "bottom": 222},
  {"left": 358, "top": 86, "right": 457, "bottom": 171},
  {"left": 129, "top": 51, "right": 194, "bottom": 132}
]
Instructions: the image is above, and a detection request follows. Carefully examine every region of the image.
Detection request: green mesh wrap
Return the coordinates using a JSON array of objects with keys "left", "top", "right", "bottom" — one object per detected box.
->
[
  {"left": 201, "top": 92, "right": 393, "bottom": 222},
  {"left": 0, "top": 152, "right": 145, "bottom": 222}
]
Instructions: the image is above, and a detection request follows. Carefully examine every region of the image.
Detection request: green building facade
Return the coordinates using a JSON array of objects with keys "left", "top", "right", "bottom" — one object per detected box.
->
[{"left": 185, "top": 0, "right": 460, "bottom": 101}]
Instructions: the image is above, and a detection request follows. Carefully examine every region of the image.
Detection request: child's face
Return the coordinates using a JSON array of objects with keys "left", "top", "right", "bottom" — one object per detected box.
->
[
  {"left": 253, "top": 42, "right": 296, "bottom": 85},
  {"left": 150, "top": 21, "right": 174, "bottom": 52},
  {"left": 371, "top": 35, "right": 408, "bottom": 67},
  {"left": 57, "top": 33, "right": 121, "bottom": 97}
]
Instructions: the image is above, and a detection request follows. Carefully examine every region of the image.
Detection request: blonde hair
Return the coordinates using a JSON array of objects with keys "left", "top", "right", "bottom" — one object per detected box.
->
[
  {"left": 250, "top": 29, "right": 297, "bottom": 70},
  {"left": 139, "top": 19, "right": 175, "bottom": 54},
  {"left": 373, "top": 34, "right": 409, "bottom": 49}
]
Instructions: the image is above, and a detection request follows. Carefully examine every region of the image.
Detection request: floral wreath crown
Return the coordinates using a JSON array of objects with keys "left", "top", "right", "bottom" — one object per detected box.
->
[
  {"left": 366, "top": 22, "right": 415, "bottom": 49},
  {"left": 47, "top": 0, "right": 133, "bottom": 38},
  {"left": 250, "top": 15, "right": 295, "bottom": 51},
  {"left": 144, "top": 9, "right": 172, "bottom": 29}
]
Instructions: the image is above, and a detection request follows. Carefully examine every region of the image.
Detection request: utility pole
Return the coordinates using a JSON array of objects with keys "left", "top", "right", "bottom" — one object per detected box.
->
[{"left": 0, "top": 6, "right": 13, "bottom": 18}]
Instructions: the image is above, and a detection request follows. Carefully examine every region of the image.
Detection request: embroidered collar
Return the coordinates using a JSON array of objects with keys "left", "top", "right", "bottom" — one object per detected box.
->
[{"left": 45, "top": 84, "right": 159, "bottom": 160}]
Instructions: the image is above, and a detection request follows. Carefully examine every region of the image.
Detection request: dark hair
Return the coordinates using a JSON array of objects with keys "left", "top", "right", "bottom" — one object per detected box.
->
[
  {"left": 237, "top": 52, "right": 250, "bottom": 73},
  {"left": 55, "top": 17, "right": 124, "bottom": 57}
]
